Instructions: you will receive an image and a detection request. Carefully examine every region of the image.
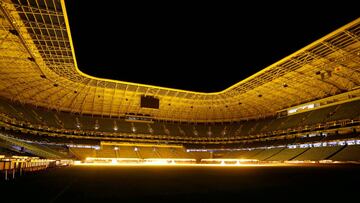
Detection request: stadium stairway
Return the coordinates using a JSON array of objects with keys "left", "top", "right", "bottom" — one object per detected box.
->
[
  {"left": 324, "top": 145, "right": 347, "bottom": 160},
  {"left": 263, "top": 148, "right": 286, "bottom": 161},
  {"left": 289, "top": 148, "right": 311, "bottom": 161},
  {"left": 328, "top": 145, "right": 360, "bottom": 161}
]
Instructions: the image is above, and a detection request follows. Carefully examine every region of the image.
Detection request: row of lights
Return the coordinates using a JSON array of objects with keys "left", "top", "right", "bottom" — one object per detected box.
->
[
  {"left": 112, "top": 146, "right": 139, "bottom": 151},
  {"left": 75, "top": 120, "right": 157, "bottom": 133},
  {"left": 73, "top": 118, "right": 228, "bottom": 136}
]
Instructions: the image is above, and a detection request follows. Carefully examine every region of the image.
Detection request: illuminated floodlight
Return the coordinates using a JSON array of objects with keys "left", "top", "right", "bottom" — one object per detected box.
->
[
  {"left": 74, "top": 160, "right": 81, "bottom": 165},
  {"left": 145, "top": 159, "right": 168, "bottom": 165},
  {"left": 149, "top": 128, "right": 154, "bottom": 133},
  {"left": 113, "top": 121, "right": 118, "bottom": 131},
  {"left": 200, "top": 158, "right": 259, "bottom": 166},
  {"left": 85, "top": 157, "right": 93, "bottom": 161}
]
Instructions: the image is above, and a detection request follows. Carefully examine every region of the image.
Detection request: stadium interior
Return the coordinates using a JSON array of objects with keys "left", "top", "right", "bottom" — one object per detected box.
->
[{"left": 0, "top": 0, "right": 359, "bottom": 201}]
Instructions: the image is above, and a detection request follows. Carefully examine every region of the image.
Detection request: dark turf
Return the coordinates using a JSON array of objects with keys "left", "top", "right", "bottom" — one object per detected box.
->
[{"left": 1, "top": 164, "right": 359, "bottom": 202}]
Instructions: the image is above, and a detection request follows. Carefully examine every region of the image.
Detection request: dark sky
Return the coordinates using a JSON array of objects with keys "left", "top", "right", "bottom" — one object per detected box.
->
[{"left": 64, "top": 1, "right": 358, "bottom": 92}]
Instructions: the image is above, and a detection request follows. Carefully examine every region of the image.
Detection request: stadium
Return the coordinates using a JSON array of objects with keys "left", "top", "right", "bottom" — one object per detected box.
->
[{"left": 0, "top": 0, "right": 360, "bottom": 201}]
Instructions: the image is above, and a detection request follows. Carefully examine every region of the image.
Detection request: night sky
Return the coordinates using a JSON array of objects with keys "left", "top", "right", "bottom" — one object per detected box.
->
[{"left": 64, "top": 1, "right": 358, "bottom": 92}]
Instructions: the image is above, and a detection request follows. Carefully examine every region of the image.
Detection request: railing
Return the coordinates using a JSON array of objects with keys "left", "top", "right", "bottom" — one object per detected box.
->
[{"left": 0, "top": 159, "right": 56, "bottom": 181}]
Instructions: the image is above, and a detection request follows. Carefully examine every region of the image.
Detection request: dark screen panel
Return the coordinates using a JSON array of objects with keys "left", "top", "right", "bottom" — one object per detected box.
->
[{"left": 140, "top": 95, "right": 159, "bottom": 109}]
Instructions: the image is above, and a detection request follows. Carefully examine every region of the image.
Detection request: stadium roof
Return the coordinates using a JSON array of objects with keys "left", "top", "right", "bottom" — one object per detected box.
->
[
  {"left": 67, "top": 2, "right": 358, "bottom": 93},
  {"left": 0, "top": 0, "right": 359, "bottom": 122}
]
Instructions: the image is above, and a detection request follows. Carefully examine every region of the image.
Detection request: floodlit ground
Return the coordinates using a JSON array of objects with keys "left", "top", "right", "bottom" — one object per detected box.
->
[{"left": 1, "top": 164, "right": 360, "bottom": 202}]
